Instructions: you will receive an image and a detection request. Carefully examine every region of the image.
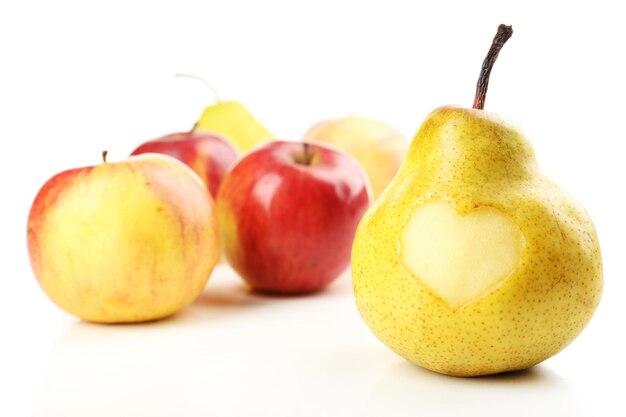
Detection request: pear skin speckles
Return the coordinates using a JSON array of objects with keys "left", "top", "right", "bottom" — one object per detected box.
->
[{"left": 351, "top": 107, "right": 603, "bottom": 377}]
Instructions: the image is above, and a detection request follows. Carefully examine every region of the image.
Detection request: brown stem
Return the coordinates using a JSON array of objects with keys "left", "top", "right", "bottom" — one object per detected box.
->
[
  {"left": 473, "top": 24, "right": 513, "bottom": 110},
  {"left": 102, "top": 150, "right": 108, "bottom": 163},
  {"left": 303, "top": 142, "right": 310, "bottom": 163},
  {"left": 295, "top": 142, "right": 314, "bottom": 165}
]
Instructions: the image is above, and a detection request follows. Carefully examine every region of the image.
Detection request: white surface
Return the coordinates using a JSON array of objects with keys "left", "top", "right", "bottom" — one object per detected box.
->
[{"left": 1, "top": 1, "right": 625, "bottom": 416}]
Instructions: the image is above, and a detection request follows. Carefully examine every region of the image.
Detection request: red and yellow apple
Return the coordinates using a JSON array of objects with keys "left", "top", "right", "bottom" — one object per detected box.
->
[
  {"left": 27, "top": 153, "right": 220, "bottom": 323},
  {"left": 303, "top": 116, "right": 408, "bottom": 198},
  {"left": 217, "top": 141, "right": 372, "bottom": 294},
  {"left": 130, "top": 131, "right": 238, "bottom": 199}
]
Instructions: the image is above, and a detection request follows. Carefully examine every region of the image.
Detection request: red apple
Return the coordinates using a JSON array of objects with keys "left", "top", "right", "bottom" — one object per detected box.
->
[
  {"left": 217, "top": 141, "right": 372, "bottom": 294},
  {"left": 130, "top": 131, "right": 238, "bottom": 198}
]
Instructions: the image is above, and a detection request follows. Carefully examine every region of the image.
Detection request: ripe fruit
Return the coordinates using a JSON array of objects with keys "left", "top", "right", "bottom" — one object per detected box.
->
[
  {"left": 27, "top": 153, "right": 220, "bottom": 323},
  {"left": 218, "top": 141, "right": 372, "bottom": 293},
  {"left": 304, "top": 116, "right": 408, "bottom": 198},
  {"left": 130, "top": 130, "right": 238, "bottom": 198},
  {"left": 177, "top": 73, "right": 273, "bottom": 152},
  {"left": 195, "top": 100, "right": 273, "bottom": 152},
  {"left": 351, "top": 25, "right": 602, "bottom": 376}
]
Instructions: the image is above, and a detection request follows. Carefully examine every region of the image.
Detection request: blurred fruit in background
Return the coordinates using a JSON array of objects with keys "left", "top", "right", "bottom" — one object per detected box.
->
[
  {"left": 131, "top": 131, "right": 238, "bottom": 199},
  {"left": 304, "top": 116, "right": 408, "bottom": 198}
]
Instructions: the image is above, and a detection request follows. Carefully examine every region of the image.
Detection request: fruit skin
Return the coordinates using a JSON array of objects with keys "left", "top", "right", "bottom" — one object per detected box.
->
[
  {"left": 27, "top": 154, "right": 220, "bottom": 323},
  {"left": 304, "top": 116, "right": 408, "bottom": 198},
  {"left": 195, "top": 100, "right": 273, "bottom": 152},
  {"left": 130, "top": 131, "right": 238, "bottom": 199},
  {"left": 217, "top": 141, "right": 372, "bottom": 294},
  {"left": 352, "top": 106, "right": 603, "bottom": 376}
]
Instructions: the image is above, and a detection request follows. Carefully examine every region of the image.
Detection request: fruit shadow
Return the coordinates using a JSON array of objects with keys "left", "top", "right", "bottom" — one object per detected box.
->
[
  {"left": 55, "top": 266, "right": 352, "bottom": 332},
  {"left": 162, "top": 277, "right": 271, "bottom": 326},
  {"left": 391, "top": 358, "right": 556, "bottom": 385},
  {"left": 193, "top": 277, "right": 341, "bottom": 306},
  {"left": 361, "top": 359, "right": 590, "bottom": 417},
  {"left": 372, "top": 357, "right": 548, "bottom": 391},
  {"left": 171, "top": 265, "right": 351, "bottom": 325}
]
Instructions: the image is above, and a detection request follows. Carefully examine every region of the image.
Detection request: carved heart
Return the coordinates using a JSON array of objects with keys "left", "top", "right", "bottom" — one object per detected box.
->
[{"left": 401, "top": 199, "right": 524, "bottom": 308}]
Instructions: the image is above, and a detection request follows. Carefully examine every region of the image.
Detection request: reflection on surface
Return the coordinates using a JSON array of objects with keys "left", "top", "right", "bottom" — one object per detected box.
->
[
  {"left": 361, "top": 359, "right": 591, "bottom": 417},
  {"left": 32, "top": 266, "right": 355, "bottom": 417},
  {"left": 31, "top": 265, "right": 589, "bottom": 417}
]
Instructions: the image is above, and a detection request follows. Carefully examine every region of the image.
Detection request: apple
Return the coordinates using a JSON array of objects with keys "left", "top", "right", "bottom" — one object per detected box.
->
[
  {"left": 27, "top": 152, "right": 220, "bottom": 323},
  {"left": 217, "top": 141, "right": 372, "bottom": 294},
  {"left": 130, "top": 131, "right": 238, "bottom": 199},
  {"left": 303, "top": 116, "right": 408, "bottom": 198}
]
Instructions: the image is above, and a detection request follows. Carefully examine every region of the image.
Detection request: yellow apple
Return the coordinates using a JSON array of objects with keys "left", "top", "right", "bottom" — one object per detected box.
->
[
  {"left": 303, "top": 116, "right": 408, "bottom": 198},
  {"left": 27, "top": 152, "right": 220, "bottom": 323}
]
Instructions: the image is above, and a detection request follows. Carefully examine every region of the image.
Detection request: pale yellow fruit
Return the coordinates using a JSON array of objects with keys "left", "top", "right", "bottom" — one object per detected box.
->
[
  {"left": 304, "top": 116, "right": 408, "bottom": 198},
  {"left": 195, "top": 100, "right": 273, "bottom": 152},
  {"left": 352, "top": 106, "right": 603, "bottom": 376},
  {"left": 402, "top": 199, "right": 525, "bottom": 309},
  {"left": 27, "top": 154, "right": 220, "bottom": 323}
]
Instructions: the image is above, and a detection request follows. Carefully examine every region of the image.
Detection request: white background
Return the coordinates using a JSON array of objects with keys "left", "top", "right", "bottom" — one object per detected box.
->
[{"left": 1, "top": 1, "right": 625, "bottom": 416}]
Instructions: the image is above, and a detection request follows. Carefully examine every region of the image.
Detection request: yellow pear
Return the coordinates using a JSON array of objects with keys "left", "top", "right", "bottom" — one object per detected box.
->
[
  {"left": 351, "top": 25, "right": 602, "bottom": 376},
  {"left": 177, "top": 74, "right": 273, "bottom": 152},
  {"left": 195, "top": 100, "right": 273, "bottom": 152}
]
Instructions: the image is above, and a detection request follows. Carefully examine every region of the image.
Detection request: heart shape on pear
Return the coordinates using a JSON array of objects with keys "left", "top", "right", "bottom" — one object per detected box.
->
[{"left": 401, "top": 199, "right": 525, "bottom": 308}]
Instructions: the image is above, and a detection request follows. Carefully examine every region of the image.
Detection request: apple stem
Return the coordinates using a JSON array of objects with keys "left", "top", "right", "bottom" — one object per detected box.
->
[
  {"left": 175, "top": 73, "right": 221, "bottom": 103},
  {"left": 295, "top": 143, "right": 314, "bottom": 165},
  {"left": 303, "top": 143, "right": 314, "bottom": 165},
  {"left": 102, "top": 150, "right": 108, "bottom": 163},
  {"left": 472, "top": 24, "right": 513, "bottom": 110}
]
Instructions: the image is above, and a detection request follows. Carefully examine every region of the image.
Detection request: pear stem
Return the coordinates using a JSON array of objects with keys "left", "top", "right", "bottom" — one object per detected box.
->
[
  {"left": 472, "top": 24, "right": 513, "bottom": 110},
  {"left": 175, "top": 73, "right": 222, "bottom": 103},
  {"left": 102, "top": 150, "right": 108, "bottom": 163}
]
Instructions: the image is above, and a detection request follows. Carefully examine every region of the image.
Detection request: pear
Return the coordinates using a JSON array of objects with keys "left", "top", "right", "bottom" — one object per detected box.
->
[
  {"left": 351, "top": 25, "right": 602, "bottom": 377},
  {"left": 195, "top": 100, "right": 273, "bottom": 152},
  {"left": 177, "top": 74, "right": 273, "bottom": 152}
]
